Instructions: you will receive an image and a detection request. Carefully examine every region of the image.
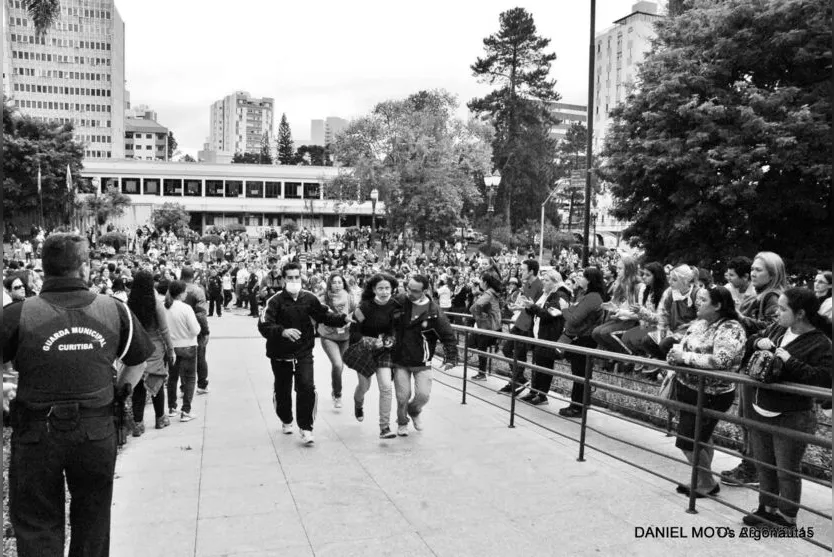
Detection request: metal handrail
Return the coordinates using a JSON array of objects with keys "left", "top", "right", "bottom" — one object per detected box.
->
[{"left": 443, "top": 322, "right": 833, "bottom": 551}]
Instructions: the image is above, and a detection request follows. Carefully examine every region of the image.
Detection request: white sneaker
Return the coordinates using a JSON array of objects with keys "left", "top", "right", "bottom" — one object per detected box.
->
[
  {"left": 196, "top": 386, "right": 210, "bottom": 395},
  {"left": 411, "top": 413, "right": 423, "bottom": 431},
  {"left": 397, "top": 425, "right": 409, "bottom": 437},
  {"left": 333, "top": 396, "right": 343, "bottom": 409},
  {"left": 300, "top": 429, "right": 315, "bottom": 445},
  {"left": 180, "top": 411, "right": 197, "bottom": 423},
  {"left": 168, "top": 408, "right": 178, "bottom": 418},
  {"left": 281, "top": 422, "right": 294, "bottom": 435}
]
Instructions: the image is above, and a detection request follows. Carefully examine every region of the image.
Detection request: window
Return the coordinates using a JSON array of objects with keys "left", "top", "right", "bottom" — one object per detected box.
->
[
  {"left": 265, "top": 181, "right": 281, "bottom": 198},
  {"left": 225, "top": 180, "right": 242, "bottom": 198},
  {"left": 122, "top": 178, "right": 139, "bottom": 194},
  {"left": 163, "top": 179, "right": 182, "bottom": 196},
  {"left": 184, "top": 180, "right": 202, "bottom": 196},
  {"left": 284, "top": 182, "right": 301, "bottom": 199},
  {"left": 100, "top": 177, "right": 118, "bottom": 193},
  {"left": 303, "top": 183, "right": 320, "bottom": 199},
  {"left": 205, "top": 180, "right": 224, "bottom": 197},
  {"left": 246, "top": 181, "right": 264, "bottom": 198},
  {"left": 245, "top": 215, "right": 263, "bottom": 226}
]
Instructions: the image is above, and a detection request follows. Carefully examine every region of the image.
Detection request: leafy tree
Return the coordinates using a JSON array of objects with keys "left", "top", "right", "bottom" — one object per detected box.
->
[
  {"left": 151, "top": 202, "right": 190, "bottom": 232},
  {"left": 277, "top": 114, "right": 295, "bottom": 165},
  {"left": 23, "top": 0, "right": 60, "bottom": 35},
  {"left": 294, "top": 144, "right": 332, "bottom": 166},
  {"left": 82, "top": 186, "right": 132, "bottom": 230},
  {"left": 468, "top": 7, "right": 561, "bottom": 230},
  {"left": 260, "top": 132, "right": 274, "bottom": 165},
  {"left": 3, "top": 102, "right": 84, "bottom": 227},
  {"left": 327, "top": 90, "right": 492, "bottom": 245},
  {"left": 181, "top": 154, "right": 196, "bottom": 162},
  {"left": 166, "top": 131, "right": 178, "bottom": 161},
  {"left": 232, "top": 152, "right": 262, "bottom": 164},
  {"left": 599, "top": 0, "right": 831, "bottom": 273}
]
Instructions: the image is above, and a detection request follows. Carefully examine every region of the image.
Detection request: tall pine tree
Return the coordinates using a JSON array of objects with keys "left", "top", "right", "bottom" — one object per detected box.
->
[
  {"left": 277, "top": 114, "right": 295, "bottom": 165},
  {"left": 468, "top": 8, "right": 561, "bottom": 230},
  {"left": 260, "top": 132, "right": 273, "bottom": 164}
]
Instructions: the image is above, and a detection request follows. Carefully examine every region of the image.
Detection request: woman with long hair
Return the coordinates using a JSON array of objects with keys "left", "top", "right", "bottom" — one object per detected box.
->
[
  {"left": 667, "top": 286, "right": 746, "bottom": 498},
  {"left": 622, "top": 261, "right": 668, "bottom": 374},
  {"left": 813, "top": 271, "right": 832, "bottom": 327},
  {"left": 468, "top": 273, "right": 503, "bottom": 381},
  {"left": 127, "top": 270, "right": 176, "bottom": 434},
  {"left": 164, "top": 280, "right": 201, "bottom": 422},
  {"left": 591, "top": 256, "right": 642, "bottom": 371},
  {"left": 318, "top": 273, "right": 356, "bottom": 409},
  {"left": 352, "top": 273, "right": 400, "bottom": 439}
]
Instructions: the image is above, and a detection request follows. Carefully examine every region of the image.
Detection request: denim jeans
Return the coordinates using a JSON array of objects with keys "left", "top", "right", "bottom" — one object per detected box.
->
[
  {"left": 168, "top": 346, "right": 197, "bottom": 413},
  {"left": 354, "top": 367, "right": 393, "bottom": 428},
  {"left": 320, "top": 338, "right": 348, "bottom": 399},
  {"left": 591, "top": 319, "right": 639, "bottom": 355},
  {"left": 466, "top": 332, "right": 495, "bottom": 372},
  {"left": 271, "top": 356, "right": 317, "bottom": 431},
  {"left": 394, "top": 366, "right": 433, "bottom": 425},
  {"left": 749, "top": 408, "right": 817, "bottom": 518},
  {"left": 197, "top": 335, "right": 209, "bottom": 390}
]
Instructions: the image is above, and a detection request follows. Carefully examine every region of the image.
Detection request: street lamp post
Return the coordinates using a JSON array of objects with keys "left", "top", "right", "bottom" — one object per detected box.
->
[
  {"left": 370, "top": 187, "right": 379, "bottom": 232},
  {"left": 592, "top": 211, "right": 598, "bottom": 251},
  {"left": 483, "top": 171, "right": 500, "bottom": 256}
]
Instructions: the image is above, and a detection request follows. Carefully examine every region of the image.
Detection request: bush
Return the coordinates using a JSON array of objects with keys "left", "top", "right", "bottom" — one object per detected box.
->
[
  {"left": 226, "top": 223, "right": 246, "bottom": 233},
  {"left": 204, "top": 225, "right": 226, "bottom": 235},
  {"left": 98, "top": 232, "right": 127, "bottom": 249},
  {"left": 477, "top": 240, "right": 506, "bottom": 256},
  {"left": 200, "top": 234, "right": 222, "bottom": 246}
]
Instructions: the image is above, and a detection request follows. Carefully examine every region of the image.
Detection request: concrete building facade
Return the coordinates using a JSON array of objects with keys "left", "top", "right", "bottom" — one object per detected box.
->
[
  {"left": 593, "top": 1, "right": 662, "bottom": 150},
  {"left": 310, "top": 119, "right": 324, "bottom": 146},
  {"left": 550, "top": 102, "right": 587, "bottom": 142},
  {"left": 2, "top": 0, "right": 126, "bottom": 159},
  {"left": 324, "top": 116, "right": 348, "bottom": 145},
  {"left": 209, "top": 91, "right": 274, "bottom": 156},
  {"left": 125, "top": 118, "right": 168, "bottom": 161}
]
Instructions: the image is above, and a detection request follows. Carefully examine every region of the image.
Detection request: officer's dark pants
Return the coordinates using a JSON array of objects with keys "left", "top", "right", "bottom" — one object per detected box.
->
[
  {"left": 249, "top": 290, "right": 260, "bottom": 316},
  {"left": 197, "top": 335, "right": 209, "bottom": 390},
  {"left": 10, "top": 415, "right": 116, "bottom": 557},
  {"left": 271, "top": 355, "right": 316, "bottom": 431},
  {"left": 208, "top": 293, "right": 223, "bottom": 316}
]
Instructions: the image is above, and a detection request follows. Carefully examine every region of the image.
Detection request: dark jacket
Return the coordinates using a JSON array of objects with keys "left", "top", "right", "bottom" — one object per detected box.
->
[
  {"left": 743, "top": 323, "right": 832, "bottom": 413},
  {"left": 469, "top": 289, "right": 502, "bottom": 332},
  {"left": 738, "top": 290, "right": 780, "bottom": 336},
  {"left": 515, "top": 277, "right": 543, "bottom": 332},
  {"left": 392, "top": 296, "right": 457, "bottom": 368},
  {"left": 207, "top": 275, "right": 222, "bottom": 296},
  {"left": 258, "top": 290, "right": 347, "bottom": 360},
  {"left": 525, "top": 287, "right": 571, "bottom": 342},
  {"left": 563, "top": 292, "right": 604, "bottom": 338}
]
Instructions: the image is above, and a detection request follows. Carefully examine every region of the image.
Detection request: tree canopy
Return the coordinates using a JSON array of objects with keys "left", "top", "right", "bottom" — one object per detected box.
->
[
  {"left": 277, "top": 114, "right": 295, "bottom": 165},
  {"left": 599, "top": 0, "right": 832, "bottom": 273},
  {"left": 151, "top": 202, "right": 191, "bottom": 232}
]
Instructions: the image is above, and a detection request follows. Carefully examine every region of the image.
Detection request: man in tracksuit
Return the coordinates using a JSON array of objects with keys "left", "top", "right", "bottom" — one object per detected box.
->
[
  {"left": 392, "top": 274, "right": 457, "bottom": 436},
  {"left": 257, "top": 263, "right": 351, "bottom": 445}
]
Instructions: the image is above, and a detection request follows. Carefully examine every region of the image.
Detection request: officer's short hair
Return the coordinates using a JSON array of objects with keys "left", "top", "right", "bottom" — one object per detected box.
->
[{"left": 42, "top": 234, "right": 89, "bottom": 277}]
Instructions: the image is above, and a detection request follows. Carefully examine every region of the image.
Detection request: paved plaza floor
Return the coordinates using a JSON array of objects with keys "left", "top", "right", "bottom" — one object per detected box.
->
[{"left": 110, "top": 310, "right": 832, "bottom": 556}]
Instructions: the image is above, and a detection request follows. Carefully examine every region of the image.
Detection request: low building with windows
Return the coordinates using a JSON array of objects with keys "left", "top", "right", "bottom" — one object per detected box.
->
[
  {"left": 80, "top": 160, "right": 382, "bottom": 235},
  {"left": 125, "top": 118, "right": 168, "bottom": 160}
]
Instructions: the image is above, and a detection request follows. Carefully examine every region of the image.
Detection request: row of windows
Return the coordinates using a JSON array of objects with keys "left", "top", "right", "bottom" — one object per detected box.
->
[
  {"left": 22, "top": 115, "right": 108, "bottom": 129},
  {"left": 12, "top": 98, "right": 110, "bottom": 113},
  {"left": 85, "top": 150, "right": 112, "bottom": 158},
  {"left": 84, "top": 135, "right": 111, "bottom": 144},
  {"left": 14, "top": 67, "right": 111, "bottom": 81},
  {"left": 13, "top": 83, "right": 111, "bottom": 97},
  {"left": 97, "top": 178, "right": 323, "bottom": 200},
  {"left": 10, "top": 48, "right": 111, "bottom": 68},
  {"left": 9, "top": 15, "right": 112, "bottom": 30},
  {"left": 9, "top": 1, "right": 112, "bottom": 19},
  {"left": 125, "top": 145, "right": 163, "bottom": 151},
  {"left": 126, "top": 132, "right": 167, "bottom": 140}
]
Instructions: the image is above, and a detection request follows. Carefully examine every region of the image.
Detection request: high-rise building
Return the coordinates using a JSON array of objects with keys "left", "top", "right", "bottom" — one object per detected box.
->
[
  {"left": 592, "top": 1, "right": 662, "bottom": 150},
  {"left": 550, "top": 102, "right": 587, "bottom": 142},
  {"left": 310, "top": 119, "right": 324, "bottom": 146},
  {"left": 324, "top": 116, "right": 348, "bottom": 146},
  {"left": 2, "top": 0, "right": 126, "bottom": 159},
  {"left": 209, "top": 91, "right": 274, "bottom": 156}
]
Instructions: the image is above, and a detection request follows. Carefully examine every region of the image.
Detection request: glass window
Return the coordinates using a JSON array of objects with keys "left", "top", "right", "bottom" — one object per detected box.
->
[
  {"left": 245, "top": 215, "right": 263, "bottom": 226},
  {"left": 265, "top": 182, "right": 281, "bottom": 198},
  {"left": 285, "top": 182, "right": 301, "bottom": 199},
  {"left": 143, "top": 178, "right": 159, "bottom": 195},
  {"left": 122, "top": 178, "right": 139, "bottom": 194},
  {"left": 100, "top": 177, "right": 118, "bottom": 193},
  {"left": 205, "top": 180, "right": 224, "bottom": 197},
  {"left": 246, "top": 181, "right": 264, "bottom": 198},
  {"left": 184, "top": 179, "right": 201, "bottom": 196},
  {"left": 163, "top": 179, "right": 182, "bottom": 196},
  {"left": 303, "top": 183, "right": 320, "bottom": 199},
  {"left": 225, "top": 180, "right": 242, "bottom": 198}
]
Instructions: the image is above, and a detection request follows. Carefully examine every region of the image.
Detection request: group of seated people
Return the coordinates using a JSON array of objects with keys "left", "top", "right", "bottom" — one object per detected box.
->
[{"left": 464, "top": 252, "right": 831, "bottom": 530}]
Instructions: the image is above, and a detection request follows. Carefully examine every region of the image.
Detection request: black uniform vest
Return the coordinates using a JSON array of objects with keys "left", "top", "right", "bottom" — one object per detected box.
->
[{"left": 16, "top": 295, "right": 127, "bottom": 409}]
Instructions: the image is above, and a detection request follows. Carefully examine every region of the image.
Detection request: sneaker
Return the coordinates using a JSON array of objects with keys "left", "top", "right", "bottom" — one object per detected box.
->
[
  {"left": 720, "top": 462, "right": 759, "bottom": 486},
  {"left": 282, "top": 422, "right": 295, "bottom": 435},
  {"left": 558, "top": 406, "right": 582, "bottom": 418},
  {"left": 471, "top": 373, "right": 487, "bottom": 381},
  {"left": 196, "top": 386, "right": 210, "bottom": 395},
  {"left": 742, "top": 507, "right": 781, "bottom": 527},
  {"left": 379, "top": 427, "right": 396, "bottom": 439},
  {"left": 410, "top": 412, "right": 423, "bottom": 431},
  {"left": 180, "top": 411, "right": 197, "bottom": 423},
  {"left": 168, "top": 408, "right": 178, "bottom": 418},
  {"left": 355, "top": 403, "right": 364, "bottom": 422},
  {"left": 397, "top": 425, "right": 409, "bottom": 437},
  {"left": 300, "top": 429, "right": 315, "bottom": 445},
  {"left": 333, "top": 396, "right": 343, "bottom": 409},
  {"left": 155, "top": 415, "right": 170, "bottom": 429},
  {"left": 132, "top": 422, "right": 145, "bottom": 437},
  {"left": 520, "top": 393, "right": 537, "bottom": 403},
  {"left": 531, "top": 394, "right": 549, "bottom": 406}
]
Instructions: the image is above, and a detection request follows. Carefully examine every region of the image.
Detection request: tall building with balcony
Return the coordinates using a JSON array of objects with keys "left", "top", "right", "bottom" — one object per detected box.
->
[
  {"left": 2, "top": 0, "right": 126, "bottom": 159},
  {"left": 209, "top": 91, "right": 274, "bottom": 157},
  {"left": 592, "top": 1, "right": 662, "bottom": 150}
]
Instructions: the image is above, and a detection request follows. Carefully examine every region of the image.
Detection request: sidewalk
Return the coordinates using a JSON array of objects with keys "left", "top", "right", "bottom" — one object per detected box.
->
[{"left": 110, "top": 311, "right": 831, "bottom": 556}]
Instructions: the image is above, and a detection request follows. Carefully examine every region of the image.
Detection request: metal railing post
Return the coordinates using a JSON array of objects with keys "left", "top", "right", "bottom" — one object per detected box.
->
[
  {"left": 461, "top": 330, "right": 469, "bottom": 405},
  {"left": 686, "top": 374, "right": 707, "bottom": 514},
  {"left": 578, "top": 355, "right": 593, "bottom": 462},
  {"left": 509, "top": 339, "right": 518, "bottom": 428}
]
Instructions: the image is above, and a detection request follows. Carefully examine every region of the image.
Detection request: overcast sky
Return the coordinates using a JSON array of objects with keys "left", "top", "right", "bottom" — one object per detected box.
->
[{"left": 116, "top": 0, "right": 656, "bottom": 156}]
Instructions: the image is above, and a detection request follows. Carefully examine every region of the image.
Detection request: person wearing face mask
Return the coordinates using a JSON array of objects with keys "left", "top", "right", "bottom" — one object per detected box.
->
[
  {"left": 352, "top": 273, "right": 400, "bottom": 439},
  {"left": 257, "top": 263, "right": 351, "bottom": 446},
  {"left": 391, "top": 274, "right": 457, "bottom": 436}
]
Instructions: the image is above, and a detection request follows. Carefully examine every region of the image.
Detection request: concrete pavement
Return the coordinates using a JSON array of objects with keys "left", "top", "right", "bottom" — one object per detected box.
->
[{"left": 110, "top": 310, "right": 831, "bottom": 556}]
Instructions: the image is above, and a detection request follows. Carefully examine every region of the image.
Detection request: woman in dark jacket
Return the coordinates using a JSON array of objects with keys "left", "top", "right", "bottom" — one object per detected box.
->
[
  {"left": 741, "top": 288, "right": 832, "bottom": 529},
  {"left": 520, "top": 269, "right": 571, "bottom": 405},
  {"left": 557, "top": 267, "right": 605, "bottom": 417},
  {"left": 468, "top": 273, "right": 503, "bottom": 381}
]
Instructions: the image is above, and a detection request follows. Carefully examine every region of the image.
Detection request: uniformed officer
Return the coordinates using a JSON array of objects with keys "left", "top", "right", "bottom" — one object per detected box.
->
[{"left": 2, "top": 233, "right": 154, "bottom": 557}]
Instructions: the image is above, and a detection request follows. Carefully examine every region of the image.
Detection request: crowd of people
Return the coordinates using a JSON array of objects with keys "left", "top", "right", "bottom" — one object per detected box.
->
[{"left": 3, "top": 222, "right": 832, "bottom": 535}]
